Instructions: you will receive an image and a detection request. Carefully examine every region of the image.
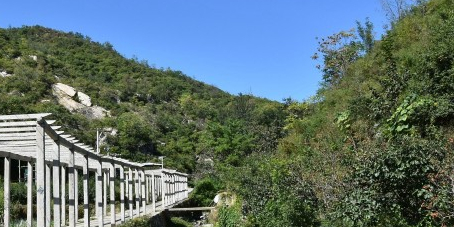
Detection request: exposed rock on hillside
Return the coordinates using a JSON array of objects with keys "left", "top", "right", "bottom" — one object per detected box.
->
[
  {"left": 53, "top": 83, "right": 76, "bottom": 97},
  {"left": 0, "top": 71, "right": 13, "bottom": 77},
  {"left": 77, "top": 91, "right": 92, "bottom": 106},
  {"left": 52, "top": 83, "right": 109, "bottom": 119}
]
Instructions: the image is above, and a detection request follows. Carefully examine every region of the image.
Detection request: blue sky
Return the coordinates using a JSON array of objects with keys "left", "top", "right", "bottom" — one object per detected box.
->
[{"left": 0, "top": 1, "right": 387, "bottom": 102}]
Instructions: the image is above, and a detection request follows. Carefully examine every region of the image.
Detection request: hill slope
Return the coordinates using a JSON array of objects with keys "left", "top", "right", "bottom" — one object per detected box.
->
[{"left": 0, "top": 25, "right": 286, "bottom": 174}]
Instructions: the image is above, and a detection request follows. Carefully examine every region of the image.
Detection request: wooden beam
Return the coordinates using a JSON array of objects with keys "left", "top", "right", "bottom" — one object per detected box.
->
[
  {"left": 53, "top": 141, "right": 61, "bottom": 227},
  {"left": 68, "top": 147, "right": 75, "bottom": 227},
  {"left": 0, "top": 127, "right": 36, "bottom": 133},
  {"left": 46, "top": 164, "right": 51, "bottom": 227},
  {"left": 110, "top": 162, "right": 116, "bottom": 225},
  {"left": 27, "top": 161, "right": 33, "bottom": 227},
  {"left": 0, "top": 121, "right": 38, "bottom": 127},
  {"left": 120, "top": 165, "right": 125, "bottom": 223},
  {"left": 83, "top": 154, "right": 90, "bottom": 227},
  {"left": 96, "top": 160, "right": 104, "bottom": 226},
  {"left": 0, "top": 113, "right": 51, "bottom": 120},
  {"left": 36, "top": 121, "right": 46, "bottom": 227},
  {"left": 4, "top": 157, "right": 10, "bottom": 227}
]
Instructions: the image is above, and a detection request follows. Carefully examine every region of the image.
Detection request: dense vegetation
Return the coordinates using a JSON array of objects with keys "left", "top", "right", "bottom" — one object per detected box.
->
[
  {"left": 209, "top": 0, "right": 454, "bottom": 226},
  {"left": 0, "top": 25, "right": 285, "bottom": 174},
  {"left": 1, "top": 0, "right": 454, "bottom": 226}
]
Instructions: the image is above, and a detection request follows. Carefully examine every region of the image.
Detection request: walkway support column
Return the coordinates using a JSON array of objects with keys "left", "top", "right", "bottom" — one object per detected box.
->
[
  {"left": 161, "top": 171, "right": 165, "bottom": 208},
  {"left": 27, "top": 161, "right": 33, "bottom": 227},
  {"left": 103, "top": 171, "right": 107, "bottom": 216},
  {"left": 128, "top": 168, "right": 133, "bottom": 219},
  {"left": 75, "top": 168, "right": 79, "bottom": 222},
  {"left": 110, "top": 162, "right": 116, "bottom": 226},
  {"left": 4, "top": 157, "right": 10, "bottom": 227},
  {"left": 141, "top": 169, "right": 146, "bottom": 215},
  {"left": 53, "top": 140, "right": 61, "bottom": 227},
  {"left": 68, "top": 147, "right": 76, "bottom": 227},
  {"left": 96, "top": 160, "right": 104, "bottom": 226},
  {"left": 120, "top": 165, "right": 125, "bottom": 223},
  {"left": 46, "top": 163, "right": 51, "bottom": 227},
  {"left": 62, "top": 166, "right": 67, "bottom": 226},
  {"left": 135, "top": 168, "right": 140, "bottom": 217},
  {"left": 83, "top": 155, "right": 90, "bottom": 227},
  {"left": 145, "top": 175, "right": 149, "bottom": 203},
  {"left": 151, "top": 172, "right": 156, "bottom": 213},
  {"left": 36, "top": 121, "right": 46, "bottom": 227}
]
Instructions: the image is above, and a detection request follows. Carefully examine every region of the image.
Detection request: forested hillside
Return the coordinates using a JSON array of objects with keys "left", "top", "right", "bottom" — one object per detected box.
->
[
  {"left": 2, "top": 0, "right": 454, "bottom": 226},
  {"left": 205, "top": 0, "right": 454, "bottom": 226},
  {"left": 0, "top": 25, "right": 286, "bottom": 175}
]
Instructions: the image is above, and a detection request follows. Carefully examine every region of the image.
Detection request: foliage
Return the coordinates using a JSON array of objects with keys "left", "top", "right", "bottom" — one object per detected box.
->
[
  {"left": 216, "top": 205, "right": 242, "bottom": 227},
  {"left": 118, "top": 216, "right": 151, "bottom": 227},
  {"left": 189, "top": 177, "right": 221, "bottom": 207},
  {"left": 312, "top": 29, "right": 361, "bottom": 86},
  {"left": 356, "top": 18, "right": 375, "bottom": 53},
  {"left": 231, "top": 155, "right": 321, "bottom": 227},
  {"left": 2, "top": 0, "right": 454, "bottom": 225},
  {"left": 199, "top": 120, "right": 255, "bottom": 166},
  {"left": 168, "top": 217, "right": 192, "bottom": 227},
  {"left": 336, "top": 137, "right": 447, "bottom": 226},
  {"left": 0, "top": 25, "right": 285, "bottom": 175}
]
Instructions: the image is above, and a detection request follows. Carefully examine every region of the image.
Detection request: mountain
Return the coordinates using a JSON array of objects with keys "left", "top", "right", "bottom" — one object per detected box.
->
[
  {"left": 4, "top": 0, "right": 454, "bottom": 225},
  {"left": 0, "top": 25, "right": 286, "bottom": 175}
]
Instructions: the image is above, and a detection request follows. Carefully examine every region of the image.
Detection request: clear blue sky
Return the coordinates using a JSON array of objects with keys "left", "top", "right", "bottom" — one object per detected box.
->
[{"left": 0, "top": 1, "right": 387, "bottom": 102}]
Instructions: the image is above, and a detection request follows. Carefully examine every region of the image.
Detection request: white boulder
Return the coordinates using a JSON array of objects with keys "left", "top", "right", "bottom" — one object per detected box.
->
[
  {"left": 53, "top": 83, "right": 76, "bottom": 97},
  {"left": 77, "top": 91, "right": 92, "bottom": 107},
  {"left": 0, "top": 71, "right": 12, "bottom": 77}
]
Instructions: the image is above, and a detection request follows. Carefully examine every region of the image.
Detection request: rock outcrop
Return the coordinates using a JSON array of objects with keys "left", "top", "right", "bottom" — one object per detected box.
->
[
  {"left": 0, "top": 71, "right": 13, "bottom": 77},
  {"left": 77, "top": 91, "right": 92, "bottom": 107},
  {"left": 52, "top": 83, "right": 110, "bottom": 119},
  {"left": 53, "top": 83, "right": 76, "bottom": 97}
]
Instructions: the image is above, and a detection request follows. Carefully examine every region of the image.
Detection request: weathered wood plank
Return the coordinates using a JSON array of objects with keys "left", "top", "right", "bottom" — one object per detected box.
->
[
  {"left": 0, "top": 121, "right": 38, "bottom": 127},
  {"left": 0, "top": 113, "right": 51, "bottom": 121},
  {"left": 0, "top": 127, "right": 36, "bottom": 132}
]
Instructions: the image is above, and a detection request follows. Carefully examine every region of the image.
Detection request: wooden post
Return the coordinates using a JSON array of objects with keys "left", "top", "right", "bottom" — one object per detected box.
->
[
  {"left": 83, "top": 155, "right": 90, "bottom": 227},
  {"left": 135, "top": 168, "right": 140, "bottom": 217},
  {"left": 53, "top": 140, "right": 61, "bottom": 227},
  {"left": 68, "top": 147, "right": 76, "bottom": 227},
  {"left": 145, "top": 175, "right": 149, "bottom": 203},
  {"left": 141, "top": 170, "right": 146, "bottom": 215},
  {"left": 171, "top": 174, "right": 175, "bottom": 205},
  {"left": 185, "top": 176, "right": 188, "bottom": 198},
  {"left": 125, "top": 174, "right": 128, "bottom": 201},
  {"left": 46, "top": 164, "right": 51, "bottom": 227},
  {"left": 27, "top": 161, "right": 33, "bottom": 227},
  {"left": 62, "top": 166, "right": 67, "bottom": 226},
  {"left": 4, "top": 157, "right": 10, "bottom": 227},
  {"left": 96, "top": 160, "right": 104, "bottom": 226},
  {"left": 161, "top": 172, "right": 165, "bottom": 208},
  {"left": 103, "top": 171, "right": 107, "bottom": 216},
  {"left": 36, "top": 122, "right": 46, "bottom": 227},
  {"left": 120, "top": 165, "right": 125, "bottom": 223},
  {"left": 110, "top": 163, "right": 116, "bottom": 226},
  {"left": 128, "top": 168, "right": 133, "bottom": 219},
  {"left": 158, "top": 176, "right": 161, "bottom": 198},
  {"left": 151, "top": 172, "right": 156, "bottom": 213},
  {"left": 75, "top": 168, "right": 79, "bottom": 222}
]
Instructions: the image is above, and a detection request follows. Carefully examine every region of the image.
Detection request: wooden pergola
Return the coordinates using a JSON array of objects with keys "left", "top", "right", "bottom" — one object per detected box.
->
[{"left": 0, "top": 113, "right": 189, "bottom": 227}]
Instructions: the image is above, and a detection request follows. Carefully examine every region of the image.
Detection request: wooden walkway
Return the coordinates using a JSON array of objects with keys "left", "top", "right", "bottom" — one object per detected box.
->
[
  {"left": 168, "top": 207, "right": 215, "bottom": 212},
  {"left": 0, "top": 113, "right": 190, "bottom": 227},
  {"left": 73, "top": 201, "right": 165, "bottom": 227}
]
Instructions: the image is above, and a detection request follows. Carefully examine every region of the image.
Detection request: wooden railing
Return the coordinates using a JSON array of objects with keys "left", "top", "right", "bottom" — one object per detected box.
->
[{"left": 0, "top": 113, "right": 189, "bottom": 227}]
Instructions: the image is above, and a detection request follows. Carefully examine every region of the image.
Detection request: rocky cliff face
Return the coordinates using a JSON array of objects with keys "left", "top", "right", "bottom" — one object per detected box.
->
[{"left": 52, "top": 83, "right": 110, "bottom": 119}]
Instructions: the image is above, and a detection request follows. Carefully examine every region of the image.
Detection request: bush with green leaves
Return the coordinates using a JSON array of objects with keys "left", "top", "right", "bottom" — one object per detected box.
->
[
  {"left": 216, "top": 205, "right": 242, "bottom": 227},
  {"left": 335, "top": 136, "right": 451, "bottom": 226},
  {"left": 189, "top": 177, "right": 221, "bottom": 207}
]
